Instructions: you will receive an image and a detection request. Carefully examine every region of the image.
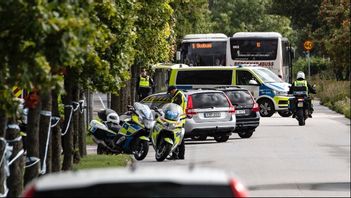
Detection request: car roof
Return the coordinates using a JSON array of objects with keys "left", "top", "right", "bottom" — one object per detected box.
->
[
  {"left": 148, "top": 90, "right": 225, "bottom": 97},
  {"left": 32, "top": 167, "right": 235, "bottom": 191},
  {"left": 216, "top": 86, "right": 250, "bottom": 92}
]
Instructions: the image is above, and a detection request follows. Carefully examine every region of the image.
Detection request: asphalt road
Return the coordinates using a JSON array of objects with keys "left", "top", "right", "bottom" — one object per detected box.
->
[{"left": 133, "top": 101, "right": 351, "bottom": 197}]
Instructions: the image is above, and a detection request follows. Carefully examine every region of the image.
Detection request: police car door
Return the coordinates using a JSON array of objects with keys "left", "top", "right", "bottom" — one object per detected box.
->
[{"left": 235, "top": 70, "right": 260, "bottom": 99}]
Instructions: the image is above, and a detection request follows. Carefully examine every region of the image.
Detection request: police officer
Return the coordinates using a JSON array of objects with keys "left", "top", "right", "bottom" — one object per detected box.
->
[
  {"left": 137, "top": 68, "right": 154, "bottom": 101},
  {"left": 288, "top": 71, "right": 316, "bottom": 117},
  {"left": 167, "top": 85, "right": 186, "bottom": 160}
]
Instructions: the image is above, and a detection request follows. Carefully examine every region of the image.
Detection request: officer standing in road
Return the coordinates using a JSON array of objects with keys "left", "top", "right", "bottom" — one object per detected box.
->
[
  {"left": 137, "top": 68, "right": 154, "bottom": 101},
  {"left": 167, "top": 85, "right": 186, "bottom": 160},
  {"left": 288, "top": 71, "right": 316, "bottom": 117}
]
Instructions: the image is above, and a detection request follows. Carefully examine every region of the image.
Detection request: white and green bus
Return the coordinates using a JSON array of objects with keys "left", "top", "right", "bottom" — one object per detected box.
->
[
  {"left": 227, "top": 32, "right": 294, "bottom": 83},
  {"left": 179, "top": 33, "right": 228, "bottom": 66}
]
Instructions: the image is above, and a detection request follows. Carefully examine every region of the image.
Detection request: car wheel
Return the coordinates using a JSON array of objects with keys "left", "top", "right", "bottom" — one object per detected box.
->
[
  {"left": 191, "top": 135, "right": 207, "bottom": 141},
  {"left": 133, "top": 139, "right": 149, "bottom": 161},
  {"left": 238, "top": 130, "right": 254, "bottom": 138},
  {"left": 278, "top": 110, "right": 292, "bottom": 117},
  {"left": 214, "top": 135, "right": 229, "bottom": 143},
  {"left": 258, "top": 99, "right": 275, "bottom": 117}
]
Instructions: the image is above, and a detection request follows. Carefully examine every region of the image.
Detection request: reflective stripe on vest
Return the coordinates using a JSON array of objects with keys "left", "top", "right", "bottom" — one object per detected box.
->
[
  {"left": 294, "top": 80, "right": 307, "bottom": 87},
  {"left": 139, "top": 76, "right": 150, "bottom": 87}
]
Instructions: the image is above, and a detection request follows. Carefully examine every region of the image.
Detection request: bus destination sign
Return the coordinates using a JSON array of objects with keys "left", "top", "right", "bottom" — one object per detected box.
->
[{"left": 192, "top": 43, "right": 213, "bottom": 49}]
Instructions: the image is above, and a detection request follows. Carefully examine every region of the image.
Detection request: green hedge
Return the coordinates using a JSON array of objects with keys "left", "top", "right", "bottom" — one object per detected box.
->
[{"left": 293, "top": 56, "right": 332, "bottom": 79}]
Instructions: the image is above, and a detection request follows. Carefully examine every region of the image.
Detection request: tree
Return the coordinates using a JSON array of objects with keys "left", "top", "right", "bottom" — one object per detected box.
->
[
  {"left": 171, "top": 0, "right": 212, "bottom": 44},
  {"left": 270, "top": 0, "right": 322, "bottom": 30},
  {"left": 210, "top": 0, "right": 294, "bottom": 41},
  {"left": 314, "top": 0, "right": 350, "bottom": 80}
]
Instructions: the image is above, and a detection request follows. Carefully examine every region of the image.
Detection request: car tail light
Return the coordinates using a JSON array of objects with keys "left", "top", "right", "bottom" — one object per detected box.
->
[
  {"left": 224, "top": 94, "right": 236, "bottom": 114},
  {"left": 252, "top": 102, "right": 259, "bottom": 112},
  {"left": 230, "top": 178, "right": 248, "bottom": 197},
  {"left": 22, "top": 183, "right": 36, "bottom": 197},
  {"left": 186, "top": 95, "right": 197, "bottom": 116}
]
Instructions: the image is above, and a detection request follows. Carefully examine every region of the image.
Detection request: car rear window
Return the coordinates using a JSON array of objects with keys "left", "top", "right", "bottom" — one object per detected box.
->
[
  {"left": 224, "top": 90, "right": 253, "bottom": 107},
  {"left": 191, "top": 92, "right": 230, "bottom": 109},
  {"left": 176, "top": 70, "right": 232, "bottom": 85}
]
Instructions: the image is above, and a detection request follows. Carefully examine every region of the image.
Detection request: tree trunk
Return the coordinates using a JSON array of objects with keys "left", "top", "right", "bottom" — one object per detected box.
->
[
  {"left": 51, "top": 90, "right": 61, "bottom": 172},
  {"left": 78, "top": 90, "right": 87, "bottom": 157},
  {"left": 86, "top": 91, "right": 93, "bottom": 126},
  {"left": 24, "top": 105, "right": 41, "bottom": 185},
  {"left": 131, "top": 65, "right": 138, "bottom": 104},
  {"left": 39, "top": 92, "right": 52, "bottom": 175},
  {"left": 111, "top": 94, "right": 122, "bottom": 115},
  {"left": 6, "top": 117, "right": 24, "bottom": 197},
  {"left": 72, "top": 86, "right": 80, "bottom": 164},
  {"left": 0, "top": 110, "right": 7, "bottom": 196},
  {"left": 62, "top": 69, "right": 74, "bottom": 171}
]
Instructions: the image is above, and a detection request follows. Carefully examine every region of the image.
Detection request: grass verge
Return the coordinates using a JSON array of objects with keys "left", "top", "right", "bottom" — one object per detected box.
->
[
  {"left": 312, "top": 78, "right": 350, "bottom": 119},
  {"left": 73, "top": 154, "right": 131, "bottom": 170},
  {"left": 86, "top": 134, "right": 95, "bottom": 145}
]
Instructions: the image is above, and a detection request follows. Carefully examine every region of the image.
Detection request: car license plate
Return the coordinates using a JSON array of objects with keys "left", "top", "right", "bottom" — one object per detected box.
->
[
  {"left": 204, "top": 112, "right": 221, "bottom": 118},
  {"left": 297, "top": 102, "right": 304, "bottom": 107},
  {"left": 236, "top": 110, "right": 246, "bottom": 115}
]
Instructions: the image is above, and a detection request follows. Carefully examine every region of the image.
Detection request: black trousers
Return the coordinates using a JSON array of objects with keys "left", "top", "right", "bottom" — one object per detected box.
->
[{"left": 138, "top": 87, "right": 151, "bottom": 101}]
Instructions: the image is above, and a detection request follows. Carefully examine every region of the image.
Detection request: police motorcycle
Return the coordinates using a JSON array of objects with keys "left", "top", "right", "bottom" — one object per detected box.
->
[
  {"left": 288, "top": 86, "right": 312, "bottom": 126},
  {"left": 151, "top": 103, "right": 185, "bottom": 162},
  {"left": 88, "top": 102, "right": 154, "bottom": 161}
]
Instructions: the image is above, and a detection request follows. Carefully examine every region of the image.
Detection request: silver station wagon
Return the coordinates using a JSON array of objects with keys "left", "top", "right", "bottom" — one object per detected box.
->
[{"left": 141, "top": 89, "right": 236, "bottom": 142}]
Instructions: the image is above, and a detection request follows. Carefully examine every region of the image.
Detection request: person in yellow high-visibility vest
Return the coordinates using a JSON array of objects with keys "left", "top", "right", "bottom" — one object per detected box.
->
[
  {"left": 137, "top": 68, "right": 154, "bottom": 101},
  {"left": 288, "top": 71, "right": 316, "bottom": 118},
  {"left": 167, "top": 86, "right": 187, "bottom": 160}
]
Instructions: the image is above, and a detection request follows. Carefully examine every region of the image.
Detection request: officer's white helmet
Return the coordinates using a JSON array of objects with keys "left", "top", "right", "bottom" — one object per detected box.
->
[
  {"left": 106, "top": 112, "right": 120, "bottom": 125},
  {"left": 297, "top": 71, "right": 305, "bottom": 80}
]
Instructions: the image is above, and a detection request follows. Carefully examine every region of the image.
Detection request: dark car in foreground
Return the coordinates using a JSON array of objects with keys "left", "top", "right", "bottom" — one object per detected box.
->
[
  {"left": 22, "top": 167, "right": 248, "bottom": 197},
  {"left": 217, "top": 86, "right": 260, "bottom": 138}
]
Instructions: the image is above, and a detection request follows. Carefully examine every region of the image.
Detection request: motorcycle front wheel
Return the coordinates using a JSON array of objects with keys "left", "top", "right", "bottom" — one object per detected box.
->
[
  {"left": 155, "top": 139, "right": 172, "bottom": 162},
  {"left": 133, "top": 139, "right": 149, "bottom": 161}
]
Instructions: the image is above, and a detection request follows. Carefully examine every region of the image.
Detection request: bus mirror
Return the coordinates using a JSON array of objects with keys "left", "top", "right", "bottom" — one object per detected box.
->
[
  {"left": 176, "top": 51, "right": 181, "bottom": 61},
  {"left": 249, "top": 79, "right": 259, "bottom": 85}
]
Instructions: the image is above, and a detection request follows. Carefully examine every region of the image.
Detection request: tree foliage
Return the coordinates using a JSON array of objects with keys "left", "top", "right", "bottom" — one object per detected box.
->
[
  {"left": 270, "top": 0, "right": 350, "bottom": 80},
  {"left": 133, "top": 0, "right": 174, "bottom": 66},
  {"left": 314, "top": 0, "right": 350, "bottom": 80},
  {"left": 171, "top": 0, "right": 212, "bottom": 43},
  {"left": 209, "top": 0, "right": 294, "bottom": 40}
]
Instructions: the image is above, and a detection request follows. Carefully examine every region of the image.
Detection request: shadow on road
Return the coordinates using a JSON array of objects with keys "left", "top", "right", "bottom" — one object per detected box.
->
[
  {"left": 248, "top": 182, "right": 350, "bottom": 192},
  {"left": 184, "top": 137, "right": 242, "bottom": 145}
]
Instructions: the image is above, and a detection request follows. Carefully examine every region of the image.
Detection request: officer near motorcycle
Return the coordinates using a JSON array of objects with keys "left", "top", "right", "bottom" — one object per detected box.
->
[
  {"left": 137, "top": 68, "right": 154, "bottom": 101},
  {"left": 167, "top": 85, "right": 186, "bottom": 160},
  {"left": 288, "top": 71, "right": 316, "bottom": 118}
]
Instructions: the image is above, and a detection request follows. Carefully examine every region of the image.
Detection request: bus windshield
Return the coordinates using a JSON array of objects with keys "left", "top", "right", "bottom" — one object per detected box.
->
[
  {"left": 253, "top": 68, "right": 283, "bottom": 83},
  {"left": 230, "top": 38, "right": 278, "bottom": 60},
  {"left": 180, "top": 41, "right": 226, "bottom": 66}
]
